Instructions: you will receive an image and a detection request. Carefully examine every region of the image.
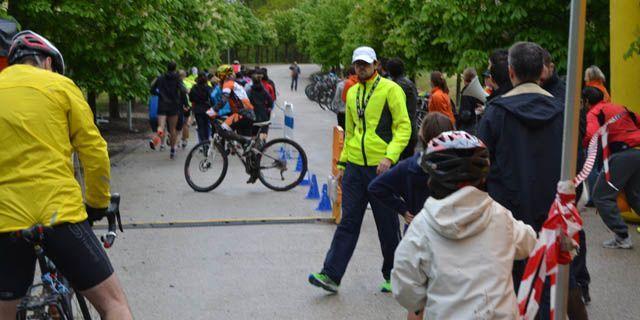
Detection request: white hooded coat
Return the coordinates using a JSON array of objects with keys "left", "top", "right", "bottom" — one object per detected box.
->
[{"left": 391, "top": 186, "right": 537, "bottom": 319}]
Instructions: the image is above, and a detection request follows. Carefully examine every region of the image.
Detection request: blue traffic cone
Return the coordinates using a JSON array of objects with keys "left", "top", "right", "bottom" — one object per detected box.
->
[
  {"left": 305, "top": 174, "right": 320, "bottom": 199},
  {"left": 300, "top": 171, "right": 310, "bottom": 186},
  {"left": 315, "top": 184, "right": 332, "bottom": 211},
  {"left": 295, "top": 155, "right": 303, "bottom": 172},
  {"left": 280, "top": 145, "right": 293, "bottom": 159}
]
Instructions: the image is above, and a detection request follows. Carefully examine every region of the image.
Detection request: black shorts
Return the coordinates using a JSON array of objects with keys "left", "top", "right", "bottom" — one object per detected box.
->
[{"left": 0, "top": 221, "right": 114, "bottom": 300}]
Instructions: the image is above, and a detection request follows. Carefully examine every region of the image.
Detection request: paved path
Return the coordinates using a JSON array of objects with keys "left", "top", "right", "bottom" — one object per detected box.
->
[{"left": 107, "top": 64, "right": 640, "bottom": 319}]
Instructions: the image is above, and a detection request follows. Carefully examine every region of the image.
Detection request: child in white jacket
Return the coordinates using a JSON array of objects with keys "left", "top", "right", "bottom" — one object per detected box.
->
[{"left": 391, "top": 131, "right": 537, "bottom": 319}]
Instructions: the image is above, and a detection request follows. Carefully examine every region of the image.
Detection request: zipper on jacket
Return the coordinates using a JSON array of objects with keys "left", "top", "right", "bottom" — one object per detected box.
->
[{"left": 360, "top": 83, "right": 368, "bottom": 166}]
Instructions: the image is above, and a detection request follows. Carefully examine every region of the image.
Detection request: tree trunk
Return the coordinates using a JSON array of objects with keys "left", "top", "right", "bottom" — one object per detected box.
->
[
  {"left": 284, "top": 44, "right": 289, "bottom": 62},
  {"left": 88, "top": 90, "right": 97, "bottom": 123},
  {"left": 108, "top": 93, "right": 120, "bottom": 119},
  {"left": 255, "top": 47, "right": 259, "bottom": 65}
]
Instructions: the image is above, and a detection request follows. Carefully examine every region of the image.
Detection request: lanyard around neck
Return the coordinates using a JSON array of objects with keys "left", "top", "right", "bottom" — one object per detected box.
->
[{"left": 356, "top": 76, "right": 381, "bottom": 118}]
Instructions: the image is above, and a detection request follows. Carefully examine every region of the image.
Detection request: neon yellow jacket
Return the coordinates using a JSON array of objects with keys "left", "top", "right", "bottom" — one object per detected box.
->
[
  {"left": 0, "top": 65, "right": 110, "bottom": 233},
  {"left": 338, "top": 74, "right": 411, "bottom": 168}
]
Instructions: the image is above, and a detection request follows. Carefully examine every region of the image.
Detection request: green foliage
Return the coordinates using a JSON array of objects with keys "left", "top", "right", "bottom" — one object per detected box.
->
[
  {"left": 5, "top": 0, "right": 269, "bottom": 100},
  {"left": 278, "top": 0, "right": 610, "bottom": 77},
  {"left": 295, "top": 0, "right": 354, "bottom": 68}
]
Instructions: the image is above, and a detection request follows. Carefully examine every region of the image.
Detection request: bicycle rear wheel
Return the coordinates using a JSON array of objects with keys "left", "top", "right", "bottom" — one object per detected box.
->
[
  {"left": 257, "top": 138, "right": 307, "bottom": 191},
  {"left": 184, "top": 141, "right": 228, "bottom": 192}
]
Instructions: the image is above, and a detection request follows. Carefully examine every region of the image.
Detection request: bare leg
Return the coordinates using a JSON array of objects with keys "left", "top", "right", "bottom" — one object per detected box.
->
[
  {"left": 0, "top": 300, "right": 20, "bottom": 319},
  {"left": 182, "top": 115, "right": 190, "bottom": 142},
  {"left": 167, "top": 115, "right": 179, "bottom": 149},
  {"left": 80, "top": 274, "right": 132, "bottom": 320}
]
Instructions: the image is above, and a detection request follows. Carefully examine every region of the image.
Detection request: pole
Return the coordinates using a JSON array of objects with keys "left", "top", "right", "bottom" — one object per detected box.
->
[
  {"left": 555, "top": 0, "right": 586, "bottom": 319},
  {"left": 127, "top": 100, "right": 133, "bottom": 131}
]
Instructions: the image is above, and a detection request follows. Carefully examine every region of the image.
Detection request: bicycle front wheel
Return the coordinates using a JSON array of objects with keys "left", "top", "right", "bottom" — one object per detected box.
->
[
  {"left": 257, "top": 138, "right": 308, "bottom": 191},
  {"left": 184, "top": 141, "right": 228, "bottom": 192}
]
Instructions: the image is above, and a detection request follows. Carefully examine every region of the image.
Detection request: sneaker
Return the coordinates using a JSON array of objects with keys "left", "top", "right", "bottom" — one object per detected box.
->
[
  {"left": 149, "top": 136, "right": 161, "bottom": 150},
  {"left": 602, "top": 235, "right": 632, "bottom": 249},
  {"left": 160, "top": 144, "right": 166, "bottom": 151},
  {"left": 380, "top": 280, "right": 392, "bottom": 293},
  {"left": 170, "top": 148, "right": 176, "bottom": 160},
  {"left": 308, "top": 273, "right": 338, "bottom": 293},
  {"left": 181, "top": 140, "right": 188, "bottom": 149}
]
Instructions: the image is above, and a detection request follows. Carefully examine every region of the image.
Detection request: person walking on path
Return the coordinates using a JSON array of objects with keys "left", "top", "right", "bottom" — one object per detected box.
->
[
  {"left": 582, "top": 86, "right": 640, "bottom": 249},
  {"left": 391, "top": 131, "right": 536, "bottom": 320},
  {"left": 149, "top": 61, "right": 188, "bottom": 159},
  {"left": 428, "top": 71, "right": 456, "bottom": 125},
  {"left": 387, "top": 58, "right": 419, "bottom": 159},
  {"left": 188, "top": 71, "right": 214, "bottom": 143},
  {"left": 248, "top": 72, "right": 274, "bottom": 137},
  {"left": 289, "top": 61, "right": 301, "bottom": 91},
  {"left": 308, "top": 46, "right": 411, "bottom": 294}
]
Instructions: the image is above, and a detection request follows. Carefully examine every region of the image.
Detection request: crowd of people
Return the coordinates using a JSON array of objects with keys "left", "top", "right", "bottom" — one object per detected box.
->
[
  {"left": 309, "top": 43, "right": 640, "bottom": 320},
  {"left": 148, "top": 61, "right": 278, "bottom": 160}
]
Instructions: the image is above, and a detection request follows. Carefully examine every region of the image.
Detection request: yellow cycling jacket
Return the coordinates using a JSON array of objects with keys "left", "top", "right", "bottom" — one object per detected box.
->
[
  {"left": 0, "top": 65, "right": 110, "bottom": 233},
  {"left": 339, "top": 74, "right": 411, "bottom": 168}
]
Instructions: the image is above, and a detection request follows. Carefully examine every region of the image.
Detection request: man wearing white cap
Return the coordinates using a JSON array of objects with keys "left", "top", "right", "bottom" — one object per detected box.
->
[{"left": 309, "top": 46, "right": 411, "bottom": 293}]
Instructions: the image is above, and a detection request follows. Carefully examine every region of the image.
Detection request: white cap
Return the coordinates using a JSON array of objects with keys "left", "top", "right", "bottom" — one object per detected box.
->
[{"left": 352, "top": 46, "right": 377, "bottom": 64}]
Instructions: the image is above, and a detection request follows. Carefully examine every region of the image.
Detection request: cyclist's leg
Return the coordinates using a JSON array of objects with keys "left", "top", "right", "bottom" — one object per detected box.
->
[
  {"left": 80, "top": 275, "right": 132, "bottom": 320},
  {"left": 44, "top": 221, "right": 132, "bottom": 320},
  {"left": 0, "top": 233, "right": 37, "bottom": 318}
]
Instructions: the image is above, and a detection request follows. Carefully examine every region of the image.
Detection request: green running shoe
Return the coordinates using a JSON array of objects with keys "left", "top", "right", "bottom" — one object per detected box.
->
[
  {"left": 308, "top": 273, "right": 338, "bottom": 293},
  {"left": 380, "top": 280, "right": 392, "bottom": 293}
]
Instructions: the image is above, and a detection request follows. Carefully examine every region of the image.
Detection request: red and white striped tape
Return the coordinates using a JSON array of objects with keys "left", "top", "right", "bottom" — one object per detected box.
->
[{"left": 517, "top": 111, "right": 625, "bottom": 319}]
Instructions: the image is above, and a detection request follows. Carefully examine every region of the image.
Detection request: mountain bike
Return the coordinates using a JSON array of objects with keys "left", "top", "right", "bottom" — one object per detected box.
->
[
  {"left": 184, "top": 119, "right": 308, "bottom": 192},
  {"left": 15, "top": 194, "right": 123, "bottom": 320}
]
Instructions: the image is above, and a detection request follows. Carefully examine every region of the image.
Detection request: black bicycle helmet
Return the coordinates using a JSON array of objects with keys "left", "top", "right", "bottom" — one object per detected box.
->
[
  {"left": 420, "top": 131, "right": 490, "bottom": 197},
  {"left": 8, "top": 30, "right": 65, "bottom": 74}
]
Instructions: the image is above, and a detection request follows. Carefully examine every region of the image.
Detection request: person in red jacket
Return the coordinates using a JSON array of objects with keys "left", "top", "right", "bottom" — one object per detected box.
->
[{"left": 582, "top": 86, "right": 640, "bottom": 249}]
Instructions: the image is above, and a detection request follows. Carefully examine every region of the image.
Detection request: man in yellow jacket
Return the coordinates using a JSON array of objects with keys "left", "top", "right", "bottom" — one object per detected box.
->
[
  {"left": 0, "top": 31, "right": 132, "bottom": 319},
  {"left": 309, "top": 46, "right": 411, "bottom": 293}
]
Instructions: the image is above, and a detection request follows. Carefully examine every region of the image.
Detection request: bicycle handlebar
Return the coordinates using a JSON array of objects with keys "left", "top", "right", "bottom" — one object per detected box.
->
[{"left": 93, "top": 194, "right": 123, "bottom": 249}]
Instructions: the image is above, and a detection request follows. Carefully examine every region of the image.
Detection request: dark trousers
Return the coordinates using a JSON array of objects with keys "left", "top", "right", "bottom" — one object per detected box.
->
[
  {"left": 291, "top": 76, "right": 298, "bottom": 90},
  {"left": 194, "top": 113, "right": 211, "bottom": 143},
  {"left": 593, "top": 148, "right": 640, "bottom": 237},
  {"left": 322, "top": 163, "right": 401, "bottom": 284},
  {"left": 337, "top": 112, "right": 345, "bottom": 129}
]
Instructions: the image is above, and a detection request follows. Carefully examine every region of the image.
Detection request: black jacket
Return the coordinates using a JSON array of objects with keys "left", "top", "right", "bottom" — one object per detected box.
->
[
  {"left": 151, "top": 72, "right": 187, "bottom": 111},
  {"left": 458, "top": 86, "right": 484, "bottom": 133},
  {"left": 477, "top": 83, "right": 564, "bottom": 231},
  {"left": 248, "top": 83, "right": 273, "bottom": 122},
  {"left": 392, "top": 76, "right": 418, "bottom": 152},
  {"left": 368, "top": 152, "right": 430, "bottom": 216},
  {"left": 188, "top": 83, "right": 213, "bottom": 114},
  {"left": 542, "top": 71, "right": 566, "bottom": 102}
]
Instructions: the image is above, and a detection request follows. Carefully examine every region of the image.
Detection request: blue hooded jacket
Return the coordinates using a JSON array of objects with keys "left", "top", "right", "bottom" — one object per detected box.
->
[
  {"left": 477, "top": 83, "right": 564, "bottom": 231},
  {"left": 368, "top": 152, "right": 430, "bottom": 216}
]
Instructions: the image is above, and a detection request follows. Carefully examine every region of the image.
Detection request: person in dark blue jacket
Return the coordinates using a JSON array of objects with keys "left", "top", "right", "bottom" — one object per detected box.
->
[
  {"left": 368, "top": 112, "right": 454, "bottom": 225},
  {"left": 478, "top": 42, "right": 588, "bottom": 319}
]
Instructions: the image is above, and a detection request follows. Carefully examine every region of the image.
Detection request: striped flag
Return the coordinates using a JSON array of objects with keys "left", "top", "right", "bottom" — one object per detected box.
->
[{"left": 516, "top": 111, "right": 625, "bottom": 319}]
